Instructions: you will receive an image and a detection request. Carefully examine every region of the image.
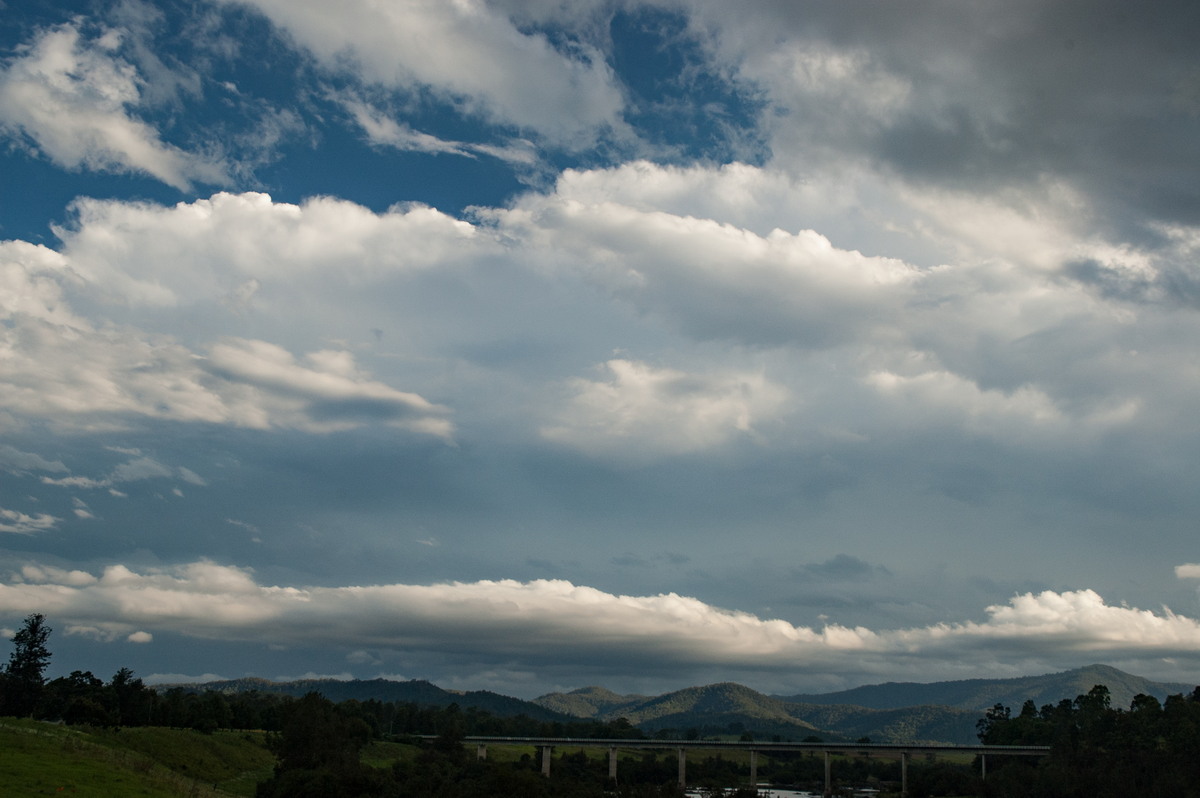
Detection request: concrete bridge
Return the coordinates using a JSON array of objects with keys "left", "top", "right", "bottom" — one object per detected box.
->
[{"left": 457, "top": 736, "right": 1050, "bottom": 797}]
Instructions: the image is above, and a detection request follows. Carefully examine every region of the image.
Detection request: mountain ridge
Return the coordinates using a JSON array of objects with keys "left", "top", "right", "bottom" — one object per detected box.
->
[
  {"left": 163, "top": 663, "right": 1200, "bottom": 745},
  {"left": 776, "top": 664, "right": 1196, "bottom": 711}
]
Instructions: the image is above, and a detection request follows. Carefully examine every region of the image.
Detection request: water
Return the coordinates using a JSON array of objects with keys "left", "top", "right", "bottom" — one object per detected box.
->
[{"left": 684, "top": 790, "right": 819, "bottom": 798}]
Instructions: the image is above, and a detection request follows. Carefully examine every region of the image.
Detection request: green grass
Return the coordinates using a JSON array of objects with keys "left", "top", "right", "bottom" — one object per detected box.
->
[
  {"left": 0, "top": 719, "right": 275, "bottom": 797},
  {"left": 360, "top": 739, "right": 419, "bottom": 768}
]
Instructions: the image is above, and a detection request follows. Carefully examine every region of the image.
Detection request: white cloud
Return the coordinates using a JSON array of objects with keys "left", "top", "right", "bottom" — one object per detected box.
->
[
  {"left": 221, "top": 0, "right": 624, "bottom": 145},
  {"left": 4, "top": 172, "right": 1195, "bottom": 471},
  {"left": 543, "top": 359, "right": 788, "bottom": 458},
  {"left": 55, "top": 192, "right": 484, "bottom": 308},
  {"left": 0, "top": 444, "right": 67, "bottom": 476},
  {"left": 0, "top": 22, "right": 226, "bottom": 189},
  {"left": 0, "top": 508, "right": 60, "bottom": 535},
  {"left": 340, "top": 96, "right": 474, "bottom": 157},
  {"left": 861, "top": 368, "right": 1137, "bottom": 443},
  {"left": 177, "top": 467, "right": 207, "bottom": 486},
  {"left": 3, "top": 559, "right": 1199, "bottom": 681},
  {"left": 1176, "top": 564, "right": 1200, "bottom": 579},
  {"left": 0, "top": 239, "right": 453, "bottom": 437},
  {"left": 492, "top": 179, "right": 919, "bottom": 347},
  {"left": 339, "top": 94, "right": 542, "bottom": 168},
  {"left": 203, "top": 338, "right": 453, "bottom": 436},
  {"left": 144, "top": 672, "right": 227, "bottom": 685}
]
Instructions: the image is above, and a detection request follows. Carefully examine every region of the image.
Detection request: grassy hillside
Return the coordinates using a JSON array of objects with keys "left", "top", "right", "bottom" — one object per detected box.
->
[
  {"left": 0, "top": 718, "right": 274, "bottom": 797},
  {"left": 782, "top": 664, "right": 1197, "bottom": 712}
]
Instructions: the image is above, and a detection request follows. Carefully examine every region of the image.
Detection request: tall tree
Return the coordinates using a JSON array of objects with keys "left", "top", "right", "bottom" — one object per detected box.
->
[{"left": 2, "top": 613, "right": 52, "bottom": 717}]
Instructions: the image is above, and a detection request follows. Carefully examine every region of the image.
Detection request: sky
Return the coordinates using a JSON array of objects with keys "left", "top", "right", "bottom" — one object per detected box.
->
[{"left": 2, "top": 0, "right": 1200, "bottom": 701}]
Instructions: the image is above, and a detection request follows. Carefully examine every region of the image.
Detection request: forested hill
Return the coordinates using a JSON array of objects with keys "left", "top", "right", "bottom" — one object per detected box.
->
[
  {"left": 535, "top": 681, "right": 980, "bottom": 744},
  {"left": 170, "top": 677, "right": 572, "bottom": 722},
  {"left": 780, "top": 664, "right": 1195, "bottom": 711},
  {"left": 596, "top": 682, "right": 818, "bottom": 731},
  {"left": 167, "top": 664, "right": 1198, "bottom": 745},
  {"left": 534, "top": 686, "right": 647, "bottom": 718}
]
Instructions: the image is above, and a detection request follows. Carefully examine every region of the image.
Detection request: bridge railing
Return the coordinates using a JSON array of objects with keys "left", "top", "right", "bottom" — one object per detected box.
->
[{"left": 414, "top": 734, "right": 1049, "bottom": 796}]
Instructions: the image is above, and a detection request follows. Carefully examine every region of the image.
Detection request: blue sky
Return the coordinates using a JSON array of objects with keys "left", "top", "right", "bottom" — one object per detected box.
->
[{"left": 3, "top": 0, "right": 1200, "bottom": 699}]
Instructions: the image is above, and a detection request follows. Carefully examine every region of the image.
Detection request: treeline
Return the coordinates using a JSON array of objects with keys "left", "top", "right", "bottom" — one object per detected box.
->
[
  {"left": 976, "top": 683, "right": 1200, "bottom": 797},
  {"left": 257, "top": 691, "right": 695, "bottom": 798},
  {"left": 0, "top": 612, "right": 650, "bottom": 736}
]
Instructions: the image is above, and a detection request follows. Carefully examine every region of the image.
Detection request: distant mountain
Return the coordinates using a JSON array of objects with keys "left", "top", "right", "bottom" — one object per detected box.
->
[
  {"left": 536, "top": 681, "right": 977, "bottom": 743},
  {"left": 166, "top": 664, "right": 1198, "bottom": 747},
  {"left": 167, "top": 677, "right": 571, "bottom": 722},
  {"left": 780, "top": 664, "right": 1197, "bottom": 712},
  {"left": 781, "top": 702, "right": 981, "bottom": 745},
  {"left": 534, "top": 686, "right": 646, "bottom": 718},
  {"left": 608, "top": 682, "right": 814, "bottom": 730}
]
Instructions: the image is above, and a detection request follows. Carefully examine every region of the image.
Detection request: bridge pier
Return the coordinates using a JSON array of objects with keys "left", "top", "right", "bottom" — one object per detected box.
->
[
  {"left": 540, "top": 745, "right": 552, "bottom": 777},
  {"left": 608, "top": 747, "right": 618, "bottom": 782},
  {"left": 677, "top": 747, "right": 686, "bottom": 788},
  {"left": 476, "top": 744, "right": 487, "bottom": 761},
  {"left": 824, "top": 750, "right": 832, "bottom": 798},
  {"left": 749, "top": 749, "right": 757, "bottom": 788},
  {"left": 901, "top": 751, "right": 908, "bottom": 798},
  {"left": 981, "top": 752, "right": 986, "bottom": 780}
]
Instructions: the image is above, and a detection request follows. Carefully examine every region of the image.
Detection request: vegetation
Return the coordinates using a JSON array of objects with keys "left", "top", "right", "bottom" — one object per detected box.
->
[
  {"left": 976, "top": 684, "right": 1200, "bottom": 797},
  {"left": 1, "top": 612, "right": 52, "bottom": 717},
  {"left": 0, "top": 717, "right": 273, "bottom": 796},
  {"left": 6, "top": 613, "right": 1200, "bottom": 796}
]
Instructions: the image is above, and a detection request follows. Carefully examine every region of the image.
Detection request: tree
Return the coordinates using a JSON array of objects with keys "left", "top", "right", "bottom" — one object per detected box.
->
[
  {"left": 110, "top": 667, "right": 153, "bottom": 726},
  {"left": 2, "top": 613, "right": 52, "bottom": 717}
]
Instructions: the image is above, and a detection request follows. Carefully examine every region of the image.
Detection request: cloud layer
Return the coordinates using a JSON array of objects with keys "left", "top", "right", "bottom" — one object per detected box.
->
[
  {"left": 1, "top": 0, "right": 1199, "bottom": 696},
  {"left": 4, "top": 560, "right": 1200, "bottom": 690}
]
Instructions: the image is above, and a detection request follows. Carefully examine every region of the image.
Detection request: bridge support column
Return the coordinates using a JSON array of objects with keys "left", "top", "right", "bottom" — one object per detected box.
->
[
  {"left": 824, "top": 750, "right": 832, "bottom": 798},
  {"left": 476, "top": 744, "right": 487, "bottom": 761},
  {"left": 541, "top": 745, "right": 552, "bottom": 777},
  {"left": 608, "top": 747, "right": 618, "bottom": 782},
  {"left": 901, "top": 751, "right": 908, "bottom": 798},
  {"left": 677, "top": 748, "right": 686, "bottom": 788},
  {"left": 749, "top": 749, "right": 757, "bottom": 788},
  {"left": 981, "top": 753, "right": 986, "bottom": 781}
]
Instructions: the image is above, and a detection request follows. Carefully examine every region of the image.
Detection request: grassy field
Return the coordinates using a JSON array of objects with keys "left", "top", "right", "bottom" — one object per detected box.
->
[{"left": 0, "top": 719, "right": 275, "bottom": 797}]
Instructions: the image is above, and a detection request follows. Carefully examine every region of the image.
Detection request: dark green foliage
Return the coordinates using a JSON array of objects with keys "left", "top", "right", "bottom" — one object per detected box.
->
[
  {"left": 977, "top": 682, "right": 1200, "bottom": 798},
  {"left": 42, "top": 670, "right": 116, "bottom": 726},
  {"left": 1, "top": 613, "right": 52, "bottom": 716},
  {"left": 256, "top": 692, "right": 378, "bottom": 798},
  {"left": 906, "top": 760, "right": 980, "bottom": 796}
]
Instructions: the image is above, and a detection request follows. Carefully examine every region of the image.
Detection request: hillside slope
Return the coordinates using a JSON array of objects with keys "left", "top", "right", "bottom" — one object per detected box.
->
[
  {"left": 537, "top": 681, "right": 975, "bottom": 743},
  {"left": 534, "top": 686, "right": 646, "bottom": 718},
  {"left": 781, "top": 664, "right": 1196, "bottom": 711},
  {"left": 0, "top": 718, "right": 273, "bottom": 797}
]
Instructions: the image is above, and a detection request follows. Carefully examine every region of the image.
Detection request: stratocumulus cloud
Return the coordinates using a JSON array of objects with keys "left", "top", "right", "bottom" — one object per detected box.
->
[
  {"left": 3, "top": 560, "right": 1200, "bottom": 679},
  {"left": 0, "top": 237, "right": 453, "bottom": 436},
  {"left": 2, "top": 0, "right": 1200, "bottom": 696},
  {"left": 542, "top": 359, "right": 788, "bottom": 458}
]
